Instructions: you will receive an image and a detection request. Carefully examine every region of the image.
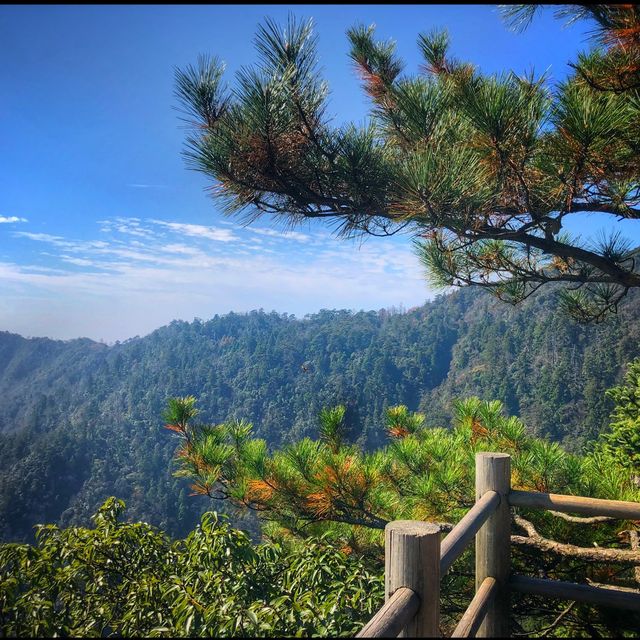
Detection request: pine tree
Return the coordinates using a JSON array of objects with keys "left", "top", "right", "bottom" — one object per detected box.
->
[
  {"left": 175, "top": 5, "right": 640, "bottom": 322},
  {"left": 165, "top": 394, "right": 640, "bottom": 636},
  {"left": 601, "top": 358, "right": 640, "bottom": 474}
]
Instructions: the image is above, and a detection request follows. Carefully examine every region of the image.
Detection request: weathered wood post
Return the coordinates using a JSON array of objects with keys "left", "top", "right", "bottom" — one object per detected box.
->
[
  {"left": 475, "top": 453, "right": 511, "bottom": 637},
  {"left": 385, "top": 520, "right": 441, "bottom": 637}
]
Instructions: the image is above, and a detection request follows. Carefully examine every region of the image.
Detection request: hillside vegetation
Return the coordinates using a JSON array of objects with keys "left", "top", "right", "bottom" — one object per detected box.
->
[
  {"left": 3, "top": 387, "right": 640, "bottom": 637},
  {"left": 1, "top": 287, "right": 639, "bottom": 542}
]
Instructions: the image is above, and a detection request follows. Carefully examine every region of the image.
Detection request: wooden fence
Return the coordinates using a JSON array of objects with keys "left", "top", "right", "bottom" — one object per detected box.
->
[{"left": 357, "top": 452, "right": 640, "bottom": 638}]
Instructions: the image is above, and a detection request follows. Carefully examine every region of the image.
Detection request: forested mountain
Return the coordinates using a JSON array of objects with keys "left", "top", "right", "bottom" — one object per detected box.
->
[{"left": 1, "top": 286, "right": 639, "bottom": 543}]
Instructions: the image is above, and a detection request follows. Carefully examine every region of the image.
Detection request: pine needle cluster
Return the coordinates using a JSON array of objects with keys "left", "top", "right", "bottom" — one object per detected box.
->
[{"left": 175, "top": 6, "right": 640, "bottom": 321}]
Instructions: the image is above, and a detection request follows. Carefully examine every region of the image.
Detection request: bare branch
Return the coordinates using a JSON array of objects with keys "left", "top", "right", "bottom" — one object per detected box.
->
[
  {"left": 513, "top": 515, "right": 640, "bottom": 566},
  {"left": 549, "top": 510, "right": 614, "bottom": 524}
]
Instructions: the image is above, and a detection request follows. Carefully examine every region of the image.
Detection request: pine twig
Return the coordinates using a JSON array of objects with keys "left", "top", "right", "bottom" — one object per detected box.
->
[
  {"left": 549, "top": 510, "right": 614, "bottom": 524},
  {"left": 512, "top": 515, "right": 640, "bottom": 566},
  {"left": 540, "top": 601, "right": 576, "bottom": 638}
]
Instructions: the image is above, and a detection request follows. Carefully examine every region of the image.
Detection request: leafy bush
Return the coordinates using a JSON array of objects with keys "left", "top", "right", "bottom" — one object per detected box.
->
[{"left": 0, "top": 498, "right": 383, "bottom": 637}]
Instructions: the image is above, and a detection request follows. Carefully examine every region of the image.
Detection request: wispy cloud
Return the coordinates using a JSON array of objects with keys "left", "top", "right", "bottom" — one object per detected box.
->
[
  {"left": 59, "top": 256, "right": 98, "bottom": 267},
  {"left": 161, "top": 243, "right": 205, "bottom": 256},
  {"left": 0, "top": 216, "right": 27, "bottom": 224},
  {"left": 3, "top": 215, "right": 433, "bottom": 341},
  {"left": 151, "top": 220, "right": 238, "bottom": 243},
  {"left": 99, "top": 217, "right": 156, "bottom": 239},
  {"left": 14, "top": 231, "right": 109, "bottom": 252},
  {"left": 15, "top": 231, "right": 70, "bottom": 245},
  {"left": 248, "top": 228, "right": 311, "bottom": 243}
]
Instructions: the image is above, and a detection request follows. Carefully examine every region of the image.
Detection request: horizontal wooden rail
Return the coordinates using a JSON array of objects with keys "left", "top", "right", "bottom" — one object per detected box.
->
[
  {"left": 440, "top": 491, "right": 500, "bottom": 574},
  {"left": 451, "top": 577, "right": 498, "bottom": 638},
  {"left": 509, "top": 490, "right": 640, "bottom": 520},
  {"left": 356, "top": 587, "right": 420, "bottom": 638},
  {"left": 511, "top": 575, "right": 640, "bottom": 611},
  {"left": 358, "top": 456, "right": 640, "bottom": 639}
]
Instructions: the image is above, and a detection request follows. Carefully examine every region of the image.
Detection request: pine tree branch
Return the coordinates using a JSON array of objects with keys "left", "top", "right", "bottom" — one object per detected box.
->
[
  {"left": 513, "top": 515, "right": 640, "bottom": 566},
  {"left": 470, "top": 227, "right": 640, "bottom": 288},
  {"left": 585, "top": 578, "right": 640, "bottom": 594},
  {"left": 540, "top": 601, "right": 576, "bottom": 639},
  {"left": 548, "top": 510, "right": 614, "bottom": 524}
]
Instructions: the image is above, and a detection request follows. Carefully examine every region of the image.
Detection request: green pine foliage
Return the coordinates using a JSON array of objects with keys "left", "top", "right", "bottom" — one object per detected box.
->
[
  {"left": 2, "top": 368, "right": 640, "bottom": 637},
  {"left": 169, "top": 395, "right": 640, "bottom": 548},
  {"left": 167, "top": 393, "right": 640, "bottom": 636},
  {"left": 599, "top": 359, "right": 640, "bottom": 474},
  {"left": 175, "top": 9, "right": 640, "bottom": 322}
]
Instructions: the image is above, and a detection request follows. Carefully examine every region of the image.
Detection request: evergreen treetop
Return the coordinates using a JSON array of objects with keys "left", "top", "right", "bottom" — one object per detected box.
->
[{"left": 175, "top": 5, "right": 640, "bottom": 321}]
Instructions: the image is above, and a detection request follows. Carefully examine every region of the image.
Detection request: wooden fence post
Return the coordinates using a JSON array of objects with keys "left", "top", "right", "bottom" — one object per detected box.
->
[
  {"left": 385, "top": 520, "right": 441, "bottom": 637},
  {"left": 475, "top": 453, "right": 511, "bottom": 637}
]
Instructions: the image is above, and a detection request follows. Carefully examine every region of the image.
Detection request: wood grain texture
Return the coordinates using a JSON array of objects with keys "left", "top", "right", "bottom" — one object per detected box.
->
[
  {"left": 451, "top": 577, "right": 497, "bottom": 638},
  {"left": 512, "top": 515, "right": 640, "bottom": 565},
  {"left": 440, "top": 490, "right": 500, "bottom": 575},
  {"left": 510, "top": 574, "right": 640, "bottom": 611},
  {"left": 356, "top": 587, "right": 420, "bottom": 638},
  {"left": 475, "top": 453, "right": 510, "bottom": 638},
  {"left": 509, "top": 490, "right": 640, "bottom": 519},
  {"left": 385, "top": 520, "right": 441, "bottom": 637}
]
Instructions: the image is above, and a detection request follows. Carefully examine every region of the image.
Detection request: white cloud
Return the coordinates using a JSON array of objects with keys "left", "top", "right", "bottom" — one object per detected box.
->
[
  {"left": 98, "top": 217, "right": 157, "bottom": 239},
  {"left": 14, "top": 232, "right": 109, "bottom": 252},
  {"left": 161, "top": 243, "right": 205, "bottom": 255},
  {"left": 249, "top": 228, "right": 311, "bottom": 242},
  {"left": 151, "top": 220, "right": 238, "bottom": 243},
  {"left": 0, "top": 216, "right": 27, "bottom": 224},
  {"left": 60, "top": 256, "right": 97, "bottom": 267},
  {"left": 2, "top": 215, "right": 434, "bottom": 341},
  {"left": 14, "top": 232, "right": 74, "bottom": 246}
]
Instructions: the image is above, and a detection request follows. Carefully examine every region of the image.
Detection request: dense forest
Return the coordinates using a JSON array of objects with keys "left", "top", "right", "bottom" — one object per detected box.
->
[
  {"left": 3, "top": 3, "right": 639, "bottom": 635},
  {"left": 1, "top": 286, "right": 639, "bottom": 543},
  {"left": 3, "top": 382, "right": 640, "bottom": 637}
]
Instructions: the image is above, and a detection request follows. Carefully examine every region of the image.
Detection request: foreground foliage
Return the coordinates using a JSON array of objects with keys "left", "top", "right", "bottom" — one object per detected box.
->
[
  {"left": 168, "top": 363, "right": 640, "bottom": 636},
  {"left": 0, "top": 498, "right": 382, "bottom": 637},
  {"left": 168, "top": 394, "right": 640, "bottom": 551},
  {"left": 2, "top": 364, "right": 640, "bottom": 637},
  {"left": 599, "top": 358, "right": 640, "bottom": 475}
]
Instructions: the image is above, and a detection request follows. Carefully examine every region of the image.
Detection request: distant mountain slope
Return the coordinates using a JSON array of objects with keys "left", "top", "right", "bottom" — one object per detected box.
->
[
  {"left": 420, "top": 288, "right": 640, "bottom": 445},
  {"left": 1, "top": 286, "right": 638, "bottom": 542}
]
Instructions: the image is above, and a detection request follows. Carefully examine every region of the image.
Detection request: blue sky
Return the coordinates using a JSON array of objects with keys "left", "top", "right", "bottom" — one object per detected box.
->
[{"left": 2, "top": 5, "right": 636, "bottom": 342}]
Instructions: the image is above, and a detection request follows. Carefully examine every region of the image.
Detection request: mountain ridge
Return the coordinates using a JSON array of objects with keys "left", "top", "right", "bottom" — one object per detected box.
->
[{"left": 1, "top": 286, "right": 638, "bottom": 542}]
